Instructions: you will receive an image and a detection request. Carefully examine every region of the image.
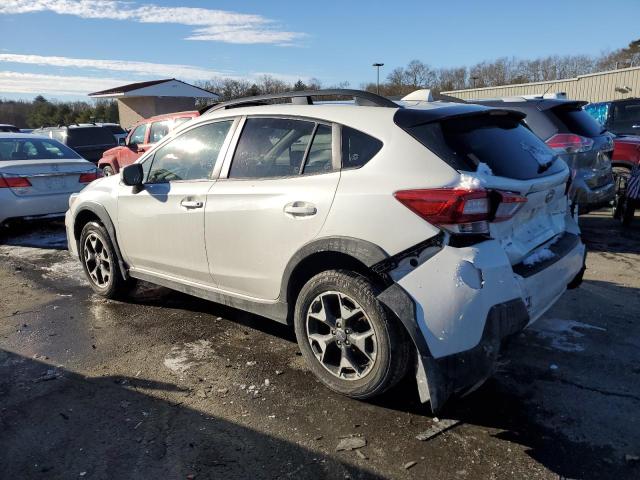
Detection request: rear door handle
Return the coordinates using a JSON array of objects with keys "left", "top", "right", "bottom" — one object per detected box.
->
[
  {"left": 181, "top": 199, "right": 203, "bottom": 209},
  {"left": 284, "top": 202, "right": 317, "bottom": 217}
]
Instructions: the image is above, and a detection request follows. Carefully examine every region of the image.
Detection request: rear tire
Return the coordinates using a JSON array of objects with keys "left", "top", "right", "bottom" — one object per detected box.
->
[
  {"left": 102, "top": 165, "right": 115, "bottom": 176},
  {"left": 79, "top": 221, "right": 136, "bottom": 298},
  {"left": 293, "top": 270, "right": 410, "bottom": 399}
]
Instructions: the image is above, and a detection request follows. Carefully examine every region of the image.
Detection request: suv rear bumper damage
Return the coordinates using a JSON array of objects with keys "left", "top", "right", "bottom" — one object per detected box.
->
[{"left": 377, "top": 234, "right": 585, "bottom": 412}]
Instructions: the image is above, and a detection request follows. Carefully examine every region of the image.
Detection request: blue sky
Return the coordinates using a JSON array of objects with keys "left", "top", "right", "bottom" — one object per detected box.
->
[{"left": 0, "top": 0, "right": 638, "bottom": 100}]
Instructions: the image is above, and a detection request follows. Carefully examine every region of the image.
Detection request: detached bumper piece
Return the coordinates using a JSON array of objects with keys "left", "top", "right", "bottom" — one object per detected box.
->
[{"left": 421, "top": 299, "right": 529, "bottom": 411}]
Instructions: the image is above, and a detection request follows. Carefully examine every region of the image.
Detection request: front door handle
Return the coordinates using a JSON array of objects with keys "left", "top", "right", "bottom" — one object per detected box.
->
[
  {"left": 181, "top": 199, "right": 203, "bottom": 209},
  {"left": 284, "top": 201, "right": 317, "bottom": 217}
]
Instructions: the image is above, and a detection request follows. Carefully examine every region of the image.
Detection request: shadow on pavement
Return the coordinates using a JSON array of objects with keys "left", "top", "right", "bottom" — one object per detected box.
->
[
  {"left": 0, "top": 219, "right": 68, "bottom": 250},
  {"left": 579, "top": 211, "right": 640, "bottom": 254},
  {"left": 0, "top": 349, "right": 380, "bottom": 480}
]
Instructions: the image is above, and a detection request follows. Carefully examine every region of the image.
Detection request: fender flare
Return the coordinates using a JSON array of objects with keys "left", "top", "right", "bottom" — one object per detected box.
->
[
  {"left": 279, "top": 236, "right": 389, "bottom": 301},
  {"left": 74, "top": 202, "right": 129, "bottom": 280}
]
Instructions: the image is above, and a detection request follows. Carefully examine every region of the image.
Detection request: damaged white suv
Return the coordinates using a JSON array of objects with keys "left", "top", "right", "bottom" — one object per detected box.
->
[{"left": 66, "top": 89, "right": 586, "bottom": 411}]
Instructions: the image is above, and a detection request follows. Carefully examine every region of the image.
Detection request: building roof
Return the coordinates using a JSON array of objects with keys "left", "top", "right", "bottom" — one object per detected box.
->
[{"left": 89, "top": 78, "right": 218, "bottom": 99}]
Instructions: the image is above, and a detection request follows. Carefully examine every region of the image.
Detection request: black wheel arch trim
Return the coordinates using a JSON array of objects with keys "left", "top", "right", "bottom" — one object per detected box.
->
[{"left": 73, "top": 202, "right": 129, "bottom": 280}]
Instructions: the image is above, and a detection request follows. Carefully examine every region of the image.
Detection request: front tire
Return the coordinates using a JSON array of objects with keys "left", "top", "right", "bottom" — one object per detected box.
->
[
  {"left": 102, "top": 165, "right": 115, "bottom": 176},
  {"left": 79, "top": 221, "right": 135, "bottom": 298},
  {"left": 294, "top": 270, "right": 410, "bottom": 399}
]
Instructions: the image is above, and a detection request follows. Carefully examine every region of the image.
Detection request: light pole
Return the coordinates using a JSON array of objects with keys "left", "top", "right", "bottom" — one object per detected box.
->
[
  {"left": 372, "top": 63, "right": 384, "bottom": 94},
  {"left": 472, "top": 76, "right": 479, "bottom": 89}
]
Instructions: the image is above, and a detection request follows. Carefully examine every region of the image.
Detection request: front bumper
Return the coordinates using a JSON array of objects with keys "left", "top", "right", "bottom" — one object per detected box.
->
[{"left": 377, "top": 233, "right": 585, "bottom": 411}]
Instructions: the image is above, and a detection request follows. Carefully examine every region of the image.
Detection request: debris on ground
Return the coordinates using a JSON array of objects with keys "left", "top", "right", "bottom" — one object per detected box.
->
[
  {"left": 356, "top": 450, "right": 368, "bottom": 460},
  {"left": 415, "top": 419, "right": 460, "bottom": 441},
  {"left": 336, "top": 436, "right": 367, "bottom": 451},
  {"left": 403, "top": 461, "right": 417, "bottom": 470}
]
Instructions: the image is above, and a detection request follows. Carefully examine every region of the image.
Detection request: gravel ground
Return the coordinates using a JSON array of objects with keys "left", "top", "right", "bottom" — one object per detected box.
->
[{"left": 0, "top": 210, "right": 639, "bottom": 479}]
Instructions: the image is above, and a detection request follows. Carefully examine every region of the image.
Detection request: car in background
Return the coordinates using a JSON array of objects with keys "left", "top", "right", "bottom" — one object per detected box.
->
[
  {"left": 0, "top": 133, "right": 99, "bottom": 226},
  {"left": 585, "top": 98, "right": 640, "bottom": 136},
  {"left": 0, "top": 124, "right": 20, "bottom": 133},
  {"left": 75, "top": 122, "right": 128, "bottom": 144},
  {"left": 97, "top": 111, "right": 198, "bottom": 175},
  {"left": 32, "top": 125, "right": 117, "bottom": 163},
  {"left": 474, "top": 97, "right": 615, "bottom": 213},
  {"left": 66, "top": 89, "right": 585, "bottom": 411},
  {"left": 585, "top": 98, "right": 640, "bottom": 180}
]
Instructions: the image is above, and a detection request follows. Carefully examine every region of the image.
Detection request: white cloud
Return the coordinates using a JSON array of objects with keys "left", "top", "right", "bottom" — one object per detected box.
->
[
  {"left": 0, "top": 71, "right": 127, "bottom": 96},
  {"left": 0, "top": 0, "right": 304, "bottom": 45},
  {"left": 0, "top": 53, "right": 222, "bottom": 80}
]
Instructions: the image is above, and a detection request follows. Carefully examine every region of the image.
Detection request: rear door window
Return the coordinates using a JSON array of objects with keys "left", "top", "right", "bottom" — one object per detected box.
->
[
  {"left": 229, "top": 118, "right": 315, "bottom": 178},
  {"left": 404, "top": 113, "right": 563, "bottom": 180},
  {"left": 303, "top": 124, "right": 333, "bottom": 174}
]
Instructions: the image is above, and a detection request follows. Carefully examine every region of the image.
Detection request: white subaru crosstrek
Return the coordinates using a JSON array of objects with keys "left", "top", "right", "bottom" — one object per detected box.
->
[{"left": 66, "top": 89, "right": 586, "bottom": 411}]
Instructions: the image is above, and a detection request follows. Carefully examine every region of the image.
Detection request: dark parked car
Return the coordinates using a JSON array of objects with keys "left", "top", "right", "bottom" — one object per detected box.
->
[
  {"left": 585, "top": 98, "right": 640, "bottom": 136},
  {"left": 31, "top": 125, "right": 117, "bottom": 162},
  {"left": 474, "top": 97, "right": 615, "bottom": 213}
]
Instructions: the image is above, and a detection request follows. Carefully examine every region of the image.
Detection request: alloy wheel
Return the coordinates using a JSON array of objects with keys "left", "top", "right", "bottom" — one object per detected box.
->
[
  {"left": 306, "top": 291, "right": 377, "bottom": 380},
  {"left": 83, "top": 233, "right": 111, "bottom": 288}
]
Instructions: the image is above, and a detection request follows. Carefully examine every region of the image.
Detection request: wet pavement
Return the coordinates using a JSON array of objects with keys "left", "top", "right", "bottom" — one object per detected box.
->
[{"left": 1, "top": 211, "right": 639, "bottom": 479}]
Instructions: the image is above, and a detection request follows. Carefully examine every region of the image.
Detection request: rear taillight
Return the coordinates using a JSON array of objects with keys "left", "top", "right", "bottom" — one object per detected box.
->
[
  {"left": 494, "top": 191, "right": 528, "bottom": 222},
  {"left": 394, "top": 189, "right": 490, "bottom": 234},
  {"left": 0, "top": 176, "right": 31, "bottom": 188},
  {"left": 395, "top": 188, "right": 529, "bottom": 234},
  {"left": 78, "top": 171, "right": 100, "bottom": 183},
  {"left": 545, "top": 133, "right": 594, "bottom": 154}
]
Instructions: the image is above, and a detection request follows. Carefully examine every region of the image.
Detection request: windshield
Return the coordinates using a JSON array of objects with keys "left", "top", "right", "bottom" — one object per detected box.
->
[{"left": 0, "top": 137, "right": 82, "bottom": 161}]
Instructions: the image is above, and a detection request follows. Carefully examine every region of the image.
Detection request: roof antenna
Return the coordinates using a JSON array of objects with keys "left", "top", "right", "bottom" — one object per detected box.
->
[{"left": 540, "top": 81, "right": 556, "bottom": 99}]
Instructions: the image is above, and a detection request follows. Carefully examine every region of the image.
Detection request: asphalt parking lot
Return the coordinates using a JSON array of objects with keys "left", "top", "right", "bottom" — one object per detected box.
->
[{"left": 1, "top": 210, "right": 639, "bottom": 479}]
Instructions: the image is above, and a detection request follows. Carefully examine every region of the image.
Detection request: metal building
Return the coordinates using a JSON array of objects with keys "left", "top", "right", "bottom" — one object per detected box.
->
[{"left": 442, "top": 66, "right": 640, "bottom": 103}]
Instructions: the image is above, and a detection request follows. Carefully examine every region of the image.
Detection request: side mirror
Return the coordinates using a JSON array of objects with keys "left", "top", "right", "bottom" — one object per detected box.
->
[{"left": 122, "top": 163, "right": 143, "bottom": 187}]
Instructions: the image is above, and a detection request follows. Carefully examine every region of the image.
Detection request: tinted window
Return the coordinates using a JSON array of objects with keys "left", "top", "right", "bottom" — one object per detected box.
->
[
  {"left": 229, "top": 118, "right": 315, "bottom": 179},
  {"left": 149, "top": 120, "right": 170, "bottom": 143},
  {"left": 147, "top": 121, "right": 232, "bottom": 183},
  {"left": 550, "top": 106, "right": 603, "bottom": 137},
  {"left": 129, "top": 124, "right": 148, "bottom": 145},
  {"left": 405, "top": 113, "right": 563, "bottom": 180},
  {"left": 584, "top": 103, "right": 610, "bottom": 127},
  {"left": 0, "top": 138, "right": 81, "bottom": 161},
  {"left": 0, "top": 126, "right": 19, "bottom": 133},
  {"left": 341, "top": 126, "right": 382, "bottom": 169},
  {"left": 303, "top": 124, "right": 333, "bottom": 174},
  {"left": 67, "top": 127, "right": 116, "bottom": 147}
]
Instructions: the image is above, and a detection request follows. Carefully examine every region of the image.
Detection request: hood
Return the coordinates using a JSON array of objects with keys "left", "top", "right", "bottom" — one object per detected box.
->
[{"left": 101, "top": 145, "right": 127, "bottom": 157}]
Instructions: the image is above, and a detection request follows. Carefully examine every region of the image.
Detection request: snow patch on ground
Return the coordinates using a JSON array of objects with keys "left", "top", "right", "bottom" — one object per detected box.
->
[
  {"left": 4, "top": 230, "right": 68, "bottom": 249},
  {"left": 523, "top": 248, "right": 556, "bottom": 266},
  {"left": 0, "top": 244, "right": 86, "bottom": 285},
  {"left": 531, "top": 318, "right": 606, "bottom": 352},
  {"left": 164, "top": 340, "right": 215, "bottom": 374}
]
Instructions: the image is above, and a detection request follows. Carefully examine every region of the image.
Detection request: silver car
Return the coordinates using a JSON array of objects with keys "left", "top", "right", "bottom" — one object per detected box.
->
[{"left": 0, "top": 133, "right": 99, "bottom": 226}]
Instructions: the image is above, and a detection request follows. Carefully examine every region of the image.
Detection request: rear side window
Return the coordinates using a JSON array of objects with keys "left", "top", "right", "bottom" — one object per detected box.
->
[
  {"left": 549, "top": 106, "right": 603, "bottom": 137},
  {"left": 229, "top": 118, "right": 315, "bottom": 179},
  {"left": 405, "top": 113, "right": 562, "bottom": 180},
  {"left": 341, "top": 126, "right": 382, "bottom": 169},
  {"left": 67, "top": 127, "right": 116, "bottom": 147}
]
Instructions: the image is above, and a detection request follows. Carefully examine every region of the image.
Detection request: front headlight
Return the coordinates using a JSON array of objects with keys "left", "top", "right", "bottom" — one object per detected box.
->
[{"left": 69, "top": 193, "right": 79, "bottom": 209}]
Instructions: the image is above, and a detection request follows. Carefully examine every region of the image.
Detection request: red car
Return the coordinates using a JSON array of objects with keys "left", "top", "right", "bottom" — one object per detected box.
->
[
  {"left": 612, "top": 135, "right": 640, "bottom": 178},
  {"left": 98, "top": 111, "right": 199, "bottom": 175}
]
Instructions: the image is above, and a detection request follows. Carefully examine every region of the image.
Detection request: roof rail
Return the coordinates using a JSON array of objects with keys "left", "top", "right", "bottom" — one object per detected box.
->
[{"left": 202, "top": 89, "right": 399, "bottom": 114}]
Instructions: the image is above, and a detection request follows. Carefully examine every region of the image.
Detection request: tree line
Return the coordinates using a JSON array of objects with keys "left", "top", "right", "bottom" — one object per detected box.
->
[{"left": 0, "top": 95, "right": 119, "bottom": 129}]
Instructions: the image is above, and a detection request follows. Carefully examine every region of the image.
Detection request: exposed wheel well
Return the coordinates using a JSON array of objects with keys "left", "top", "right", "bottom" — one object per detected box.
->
[
  {"left": 285, "top": 251, "right": 389, "bottom": 324},
  {"left": 73, "top": 210, "right": 102, "bottom": 245}
]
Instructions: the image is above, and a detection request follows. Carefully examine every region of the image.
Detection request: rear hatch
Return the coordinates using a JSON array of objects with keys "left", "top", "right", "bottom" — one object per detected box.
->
[
  {"left": 67, "top": 127, "right": 117, "bottom": 162},
  {"left": 395, "top": 106, "right": 571, "bottom": 265},
  {"left": 0, "top": 159, "right": 98, "bottom": 197},
  {"left": 544, "top": 102, "right": 613, "bottom": 190}
]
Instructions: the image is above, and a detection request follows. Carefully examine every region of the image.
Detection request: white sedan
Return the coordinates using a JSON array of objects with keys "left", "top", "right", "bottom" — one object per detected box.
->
[{"left": 0, "top": 133, "right": 99, "bottom": 226}]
